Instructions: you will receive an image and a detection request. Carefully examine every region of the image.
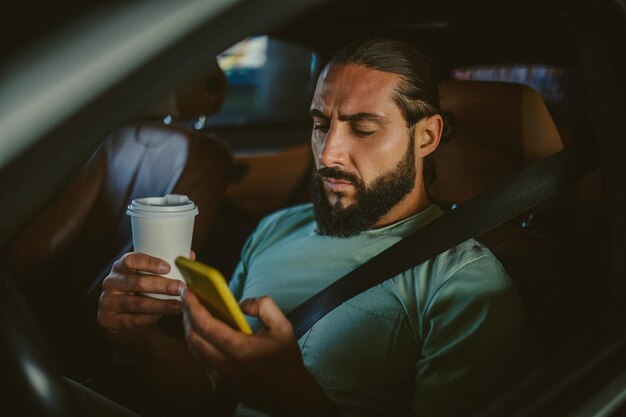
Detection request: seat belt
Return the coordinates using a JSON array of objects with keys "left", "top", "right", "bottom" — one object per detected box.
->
[{"left": 287, "top": 141, "right": 596, "bottom": 339}]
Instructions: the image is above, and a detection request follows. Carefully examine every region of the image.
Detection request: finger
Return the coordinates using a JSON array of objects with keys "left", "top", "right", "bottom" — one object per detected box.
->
[
  {"left": 103, "top": 273, "right": 183, "bottom": 295},
  {"left": 183, "top": 312, "right": 235, "bottom": 373},
  {"left": 187, "top": 326, "right": 246, "bottom": 381},
  {"left": 182, "top": 288, "right": 246, "bottom": 354},
  {"left": 101, "top": 293, "right": 183, "bottom": 315},
  {"left": 114, "top": 252, "right": 170, "bottom": 275},
  {"left": 189, "top": 250, "right": 196, "bottom": 261},
  {"left": 185, "top": 323, "right": 272, "bottom": 401},
  {"left": 240, "top": 296, "right": 292, "bottom": 337}
]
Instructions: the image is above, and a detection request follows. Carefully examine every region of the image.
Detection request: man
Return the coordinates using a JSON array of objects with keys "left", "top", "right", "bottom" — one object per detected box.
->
[{"left": 98, "top": 38, "right": 532, "bottom": 417}]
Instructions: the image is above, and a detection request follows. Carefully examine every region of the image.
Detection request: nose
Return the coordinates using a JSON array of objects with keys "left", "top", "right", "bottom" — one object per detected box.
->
[{"left": 317, "top": 124, "right": 349, "bottom": 168}]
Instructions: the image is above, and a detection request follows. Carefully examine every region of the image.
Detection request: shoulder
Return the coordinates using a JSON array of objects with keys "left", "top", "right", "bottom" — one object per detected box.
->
[
  {"left": 416, "top": 239, "right": 514, "bottom": 311},
  {"left": 434, "top": 239, "right": 504, "bottom": 279},
  {"left": 404, "top": 239, "right": 516, "bottom": 312},
  {"left": 434, "top": 238, "right": 508, "bottom": 284},
  {"left": 242, "top": 203, "right": 315, "bottom": 258},
  {"left": 255, "top": 203, "right": 315, "bottom": 236},
  {"left": 384, "top": 238, "right": 513, "bottom": 319}
]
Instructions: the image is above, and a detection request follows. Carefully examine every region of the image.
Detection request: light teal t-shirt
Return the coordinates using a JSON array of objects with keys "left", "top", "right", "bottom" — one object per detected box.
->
[{"left": 230, "top": 204, "right": 532, "bottom": 417}]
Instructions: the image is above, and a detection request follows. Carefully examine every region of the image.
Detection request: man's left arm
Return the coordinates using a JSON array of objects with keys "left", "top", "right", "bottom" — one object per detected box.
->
[
  {"left": 181, "top": 288, "right": 339, "bottom": 417},
  {"left": 412, "top": 254, "right": 537, "bottom": 417}
]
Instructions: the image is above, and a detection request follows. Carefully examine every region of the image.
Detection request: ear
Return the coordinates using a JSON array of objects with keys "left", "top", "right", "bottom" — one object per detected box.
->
[{"left": 415, "top": 114, "right": 443, "bottom": 157}]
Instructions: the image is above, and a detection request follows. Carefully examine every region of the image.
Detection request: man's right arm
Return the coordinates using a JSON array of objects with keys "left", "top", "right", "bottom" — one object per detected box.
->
[{"left": 97, "top": 252, "right": 224, "bottom": 413}]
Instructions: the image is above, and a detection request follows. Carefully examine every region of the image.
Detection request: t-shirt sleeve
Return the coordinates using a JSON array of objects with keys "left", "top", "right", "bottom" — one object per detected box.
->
[
  {"left": 412, "top": 255, "right": 535, "bottom": 417},
  {"left": 229, "top": 229, "right": 258, "bottom": 300},
  {"left": 228, "top": 210, "right": 283, "bottom": 301},
  {"left": 229, "top": 260, "right": 246, "bottom": 301}
]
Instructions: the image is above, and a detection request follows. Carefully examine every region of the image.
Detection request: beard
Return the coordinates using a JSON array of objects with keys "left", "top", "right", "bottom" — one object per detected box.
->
[{"left": 311, "top": 138, "right": 416, "bottom": 237}]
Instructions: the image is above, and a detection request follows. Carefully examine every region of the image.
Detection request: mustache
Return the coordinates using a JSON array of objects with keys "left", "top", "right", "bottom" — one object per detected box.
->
[{"left": 315, "top": 167, "right": 362, "bottom": 185}]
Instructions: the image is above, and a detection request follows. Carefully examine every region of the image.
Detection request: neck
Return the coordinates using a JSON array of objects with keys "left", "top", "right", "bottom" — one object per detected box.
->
[{"left": 373, "top": 178, "right": 431, "bottom": 228}]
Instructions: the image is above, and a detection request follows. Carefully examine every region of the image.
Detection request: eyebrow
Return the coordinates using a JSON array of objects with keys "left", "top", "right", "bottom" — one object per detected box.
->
[
  {"left": 309, "top": 108, "right": 388, "bottom": 126},
  {"left": 309, "top": 108, "right": 327, "bottom": 119}
]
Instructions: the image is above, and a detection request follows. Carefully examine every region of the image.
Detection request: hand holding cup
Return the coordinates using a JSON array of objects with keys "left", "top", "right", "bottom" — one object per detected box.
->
[
  {"left": 97, "top": 252, "right": 186, "bottom": 338},
  {"left": 98, "top": 194, "right": 198, "bottom": 338}
]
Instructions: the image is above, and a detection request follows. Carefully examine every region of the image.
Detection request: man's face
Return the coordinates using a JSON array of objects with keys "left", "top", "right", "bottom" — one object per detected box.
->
[{"left": 309, "top": 64, "right": 419, "bottom": 237}]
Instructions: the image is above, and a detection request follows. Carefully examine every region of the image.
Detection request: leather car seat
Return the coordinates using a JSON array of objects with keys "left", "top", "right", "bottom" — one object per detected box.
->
[
  {"left": 432, "top": 80, "right": 564, "bottom": 206},
  {"left": 432, "top": 81, "right": 570, "bottom": 354},
  {"left": 5, "top": 62, "right": 233, "bottom": 377},
  {"left": 8, "top": 124, "right": 232, "bottom": 283}
]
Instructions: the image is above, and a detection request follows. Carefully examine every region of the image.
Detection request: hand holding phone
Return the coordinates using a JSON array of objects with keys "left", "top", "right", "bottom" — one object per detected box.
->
[{"left": 175, "top": 256, "right": 252, "bottom": 334}]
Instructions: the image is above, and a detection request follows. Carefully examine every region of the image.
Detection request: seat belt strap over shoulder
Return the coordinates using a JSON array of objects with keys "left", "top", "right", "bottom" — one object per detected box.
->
[{"left": 286, "top": 142, "right": 595, "bottom": 340}]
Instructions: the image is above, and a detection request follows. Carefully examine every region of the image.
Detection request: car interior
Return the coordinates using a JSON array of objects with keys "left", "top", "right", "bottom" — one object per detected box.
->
[
  {"left": 6, "top": 67, "right": 234, "bottom": 380},
  {"left": 1, "top": 0, "right": 625, "bottom": 416}
]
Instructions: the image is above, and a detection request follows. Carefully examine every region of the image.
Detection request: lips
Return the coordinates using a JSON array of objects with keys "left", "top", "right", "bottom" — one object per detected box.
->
[{"left": 323, "top": 177, "right": 353, "bottom": 192}]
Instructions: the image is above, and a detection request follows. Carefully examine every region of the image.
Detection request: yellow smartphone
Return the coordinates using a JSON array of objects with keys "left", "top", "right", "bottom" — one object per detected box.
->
[{"left": 175, "top": 256, "right": 252, "bottom": 334}]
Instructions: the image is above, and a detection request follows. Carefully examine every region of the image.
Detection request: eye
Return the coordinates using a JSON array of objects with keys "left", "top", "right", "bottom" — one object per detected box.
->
[
  {"left": 352, "top": 127, "right": 375, "bottom": 137},
  {"left": 313, "top": 123, "right": 329, "bottom": 133}
]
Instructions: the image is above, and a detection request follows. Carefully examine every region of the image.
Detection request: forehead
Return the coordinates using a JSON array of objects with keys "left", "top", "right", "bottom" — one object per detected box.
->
[{"left": 310, "top": 64, "right": 402, "bottom": 117}]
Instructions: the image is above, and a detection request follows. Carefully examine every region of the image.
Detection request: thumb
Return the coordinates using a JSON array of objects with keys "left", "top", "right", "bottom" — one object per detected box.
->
[{"left": 240, "top": 296, "right": 291, "bottom": 334}]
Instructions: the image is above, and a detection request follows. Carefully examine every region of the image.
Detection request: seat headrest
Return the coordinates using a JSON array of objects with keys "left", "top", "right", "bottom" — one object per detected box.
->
[
  {"left": 429, "top": 81, "right": 564, "bottom": 206},
  {"left": 152, "top": 60, "right": 227, "bottom": 120}
]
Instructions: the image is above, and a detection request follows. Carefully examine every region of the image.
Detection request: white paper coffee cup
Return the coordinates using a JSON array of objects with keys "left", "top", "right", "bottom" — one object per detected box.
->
[{"left": 126, "top": 194, "right": 199, "bottom": 300}]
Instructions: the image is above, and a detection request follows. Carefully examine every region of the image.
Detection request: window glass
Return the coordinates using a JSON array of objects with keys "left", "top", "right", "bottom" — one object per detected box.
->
[{"left": 205, "top": 36, "right": 320, "bottom": 126}]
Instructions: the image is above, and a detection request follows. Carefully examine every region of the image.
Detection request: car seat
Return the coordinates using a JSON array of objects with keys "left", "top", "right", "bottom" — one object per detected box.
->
[
  {"left": 431, "top": 80, "right": 572, "bottom": 354},
  {"left": 4, "top": 62, "right": 233, "bottom": 378},
  {"left": 432, "top": 80, "right": 564, "bottom": 205}
]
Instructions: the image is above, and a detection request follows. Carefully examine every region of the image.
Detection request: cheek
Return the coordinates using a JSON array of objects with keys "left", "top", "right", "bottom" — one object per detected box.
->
[
  {"left": 355, "top": 132, "right": 410, "bottom": 182},
  {"left": 311, "top": 132, "right": 329, "bottom": 166}
]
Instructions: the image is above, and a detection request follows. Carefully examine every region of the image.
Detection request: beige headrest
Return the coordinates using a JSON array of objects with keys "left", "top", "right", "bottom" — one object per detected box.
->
[{"left": 429, "top": 81, "right": 564, "bottom": 206}]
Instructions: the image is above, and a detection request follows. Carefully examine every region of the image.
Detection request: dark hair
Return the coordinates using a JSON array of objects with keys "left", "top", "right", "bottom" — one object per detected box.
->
[{"left": 327, "top": 38, "right": 454, "bottom": 184}]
